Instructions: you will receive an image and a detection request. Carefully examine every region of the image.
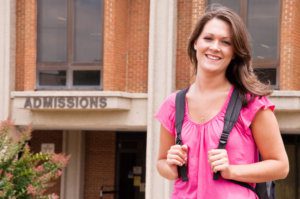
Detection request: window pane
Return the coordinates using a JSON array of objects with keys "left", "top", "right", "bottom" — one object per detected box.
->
[
  {"left": 207, "top": 0, "right": 240, "bottom": 13},
  {"left": 39, "top": 71, "right": 66, "bottom": 86},
  {"left": 73, "top": 70, "right": 100, "bottom": 86},
  {"left": 37, "top": 0, "right": 67, "bottom": 62},
  {"left": 247, "top": 0, "right": 279, "bottom": 61},
  {"left": 254, "top": 68, "right": 276, "bottom": 85},
  {"left": 74, "top": 0, "right": 103, "bottom": 63}
]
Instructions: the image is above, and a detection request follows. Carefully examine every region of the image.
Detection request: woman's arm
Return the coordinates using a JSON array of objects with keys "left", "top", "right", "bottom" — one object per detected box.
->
[
  {"left": 156, "top": 125, "right": 188, "bottom": 180},
  {"left": 210, "top": 108, "right": 289, "bottom": 183}
]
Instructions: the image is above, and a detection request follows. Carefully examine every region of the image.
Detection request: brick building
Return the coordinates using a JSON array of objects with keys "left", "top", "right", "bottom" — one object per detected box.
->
[{"left": 0, "top": 0, "right": 300, "bottom": 199}]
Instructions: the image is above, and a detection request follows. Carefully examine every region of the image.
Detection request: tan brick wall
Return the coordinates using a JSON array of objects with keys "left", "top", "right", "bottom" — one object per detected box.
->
[
  {"left": 126, "top": 0, "right": 149, "bottom": 93},
  {"left": 176, "top": 0, "right": 205, "bottom": 90},
  {"left": 103, "top": 0, "right": 149, "bottom": 92},
  {"left": 176, "top": 0, "right": 193, "bottom": 90},
  {"left": 15, "top": 0, "right": 36, "bottom": 91},
  {"left": 103, "top": 0, "right": 128, "bottom": 91},
  {"left": 295, "top": 0, "right": 300, "bottom": 90},
  {"left": 192, "top": 0, "right": 206, "bottom": 22},
  {"left": 84, "top": 131, "right": 116, "bottom": 199},
  {"left": 30, "top": 130, "right": 63, "bottom": 196},
  {"left": 280, "top": 0, "right": 300, "bottom": 90}
]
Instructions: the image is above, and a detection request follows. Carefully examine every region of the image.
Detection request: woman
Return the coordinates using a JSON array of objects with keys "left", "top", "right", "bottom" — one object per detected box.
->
[{"left": 155, "top": 6, "right": 289, "bottom": 199}]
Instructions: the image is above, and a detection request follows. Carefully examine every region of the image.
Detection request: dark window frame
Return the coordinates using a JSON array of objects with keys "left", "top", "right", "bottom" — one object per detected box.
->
[{"left": 36, "top": 0, "right": 104, "bottom": 90}]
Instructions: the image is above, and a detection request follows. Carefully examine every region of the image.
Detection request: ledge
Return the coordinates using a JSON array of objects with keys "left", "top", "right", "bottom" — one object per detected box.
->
[
  {"left": 270, "top": 90, "right": 300, "bottom": 111},
  {"left": 11, "top": 91, "right": 148, "bottom": 111},
  {"left": 10, "top": 91, "right": 148, "bottom": 129}
]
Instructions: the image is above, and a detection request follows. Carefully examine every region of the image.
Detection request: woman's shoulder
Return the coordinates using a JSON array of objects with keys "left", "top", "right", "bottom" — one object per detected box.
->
[
  {"left": 155, "top": 90, "right": 185, "bottom": 117},
  {"left": 239, "top": 94, "right": 275, "bottom": 128},
  {"left": 244, "top": 94, "right": 274, "bottom": 110},
  {"left": 157, "top": 91, "right": 177, "bottom": 112},
  {"left": 160, "top": 89, "right": 189, "bottom": 106},
  {"left": 154, "top": 91, "right": 180, "bottom": 135}
]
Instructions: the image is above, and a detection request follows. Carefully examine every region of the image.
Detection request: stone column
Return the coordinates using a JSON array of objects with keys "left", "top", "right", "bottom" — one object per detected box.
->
[
  {"left": 61, "top": 131, "right": 85, "bottom": 199},
  {"left": 146, "top": 0, "right": 177, "bottom": 198},
  {"left": 0, "top": 0, "right": 15, "bottom": 120}
]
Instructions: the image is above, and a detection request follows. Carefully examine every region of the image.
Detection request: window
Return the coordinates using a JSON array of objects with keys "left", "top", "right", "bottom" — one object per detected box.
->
[
  {"left": 207, "top": 0, "right": 280, "bottom": 86},
  {"left": 37, "top": 0, "right": 104, "bottom": 89}
]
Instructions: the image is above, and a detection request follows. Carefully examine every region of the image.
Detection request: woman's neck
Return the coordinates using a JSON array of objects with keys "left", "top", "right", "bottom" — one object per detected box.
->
[{"left": 193, "top": 72, "right": 231, "bottom": 93}]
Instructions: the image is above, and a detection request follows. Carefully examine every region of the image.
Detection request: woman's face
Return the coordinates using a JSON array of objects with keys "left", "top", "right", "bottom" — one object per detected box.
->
[{"left": 194, "top": 18, "right": 234, "bottom": 75}]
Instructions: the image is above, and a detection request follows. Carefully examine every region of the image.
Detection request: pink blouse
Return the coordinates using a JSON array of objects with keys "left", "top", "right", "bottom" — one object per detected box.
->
[{"left": 155, "top": 86, "right": 275, "bottom": 199}]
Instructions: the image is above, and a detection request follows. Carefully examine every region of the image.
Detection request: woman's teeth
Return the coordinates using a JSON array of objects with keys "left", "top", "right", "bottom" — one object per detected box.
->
[{"left": 206, "top": 54, "right": 221, "bottom": 60}]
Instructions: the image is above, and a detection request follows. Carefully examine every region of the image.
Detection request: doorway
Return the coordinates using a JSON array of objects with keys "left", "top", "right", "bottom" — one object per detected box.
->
[
  {"left": 115, "top": 132, "right": 146, "bottom": 199},
  {"left": 276, "top": 134, "right": 300, "bottom": 199}
]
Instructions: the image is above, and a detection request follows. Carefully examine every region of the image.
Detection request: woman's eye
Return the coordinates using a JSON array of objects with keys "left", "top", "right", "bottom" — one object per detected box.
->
[
  {"left": 204, "top": 37, "right": 212, "bottom": 41},
  {"left": 222, "top": 41, "right": 231, "bottom": 45}
]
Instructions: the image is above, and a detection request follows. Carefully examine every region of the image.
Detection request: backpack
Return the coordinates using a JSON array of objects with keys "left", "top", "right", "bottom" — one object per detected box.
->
[{"left": 175, "top": 87, "right": 275, "bottom": 199}]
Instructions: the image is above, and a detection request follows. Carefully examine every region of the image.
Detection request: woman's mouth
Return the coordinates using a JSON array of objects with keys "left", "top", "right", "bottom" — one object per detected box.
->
[{"left": 206, "top": 54, "right": 221, "bottom": 60}]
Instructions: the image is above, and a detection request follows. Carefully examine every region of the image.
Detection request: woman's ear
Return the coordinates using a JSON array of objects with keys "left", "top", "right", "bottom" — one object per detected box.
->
[{"left": 194, "top": 42, "right": 197, "bottom": 50}]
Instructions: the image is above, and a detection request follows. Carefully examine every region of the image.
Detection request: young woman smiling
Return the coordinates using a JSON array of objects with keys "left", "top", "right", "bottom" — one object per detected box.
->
[{"left": 155, "top": 6, "right": 289, "bottom": 199}]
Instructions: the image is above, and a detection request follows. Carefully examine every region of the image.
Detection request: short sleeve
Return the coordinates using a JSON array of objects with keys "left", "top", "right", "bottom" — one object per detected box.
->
[
  {"left": 240, "top": 95, "right": 275, "bottom": 129},
  {"left": 155, "top": 92, "right": 177, "bottom": 136}
]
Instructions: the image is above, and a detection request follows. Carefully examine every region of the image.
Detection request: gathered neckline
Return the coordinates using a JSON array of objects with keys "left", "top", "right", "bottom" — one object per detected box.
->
[{"left": 185, "top": 86, "right": 234, "bottom": 126}]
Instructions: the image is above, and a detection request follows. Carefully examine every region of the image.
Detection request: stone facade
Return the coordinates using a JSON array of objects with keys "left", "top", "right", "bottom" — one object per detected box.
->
[{"left": 1, "top": 0, "right": 300, "bottom": 199}]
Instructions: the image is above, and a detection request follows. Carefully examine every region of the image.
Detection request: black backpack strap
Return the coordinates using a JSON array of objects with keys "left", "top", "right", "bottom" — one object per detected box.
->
[
  {"left": 175, "top": 88, "right": 189, "bottom": 181},
  {"left": 230, "top": 180, "right": 274, "bottom": 199},
  {"left": 212, "top": 89, "right": 274, "bottom": 198},
  {"left": 230, "top": 180, "right": 257, "bottom": 193},
  {"left": 213, "top": 88, "right": 242, "bottom": 180}
]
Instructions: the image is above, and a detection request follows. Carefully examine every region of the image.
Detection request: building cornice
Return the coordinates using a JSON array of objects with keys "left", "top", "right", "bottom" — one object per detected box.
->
[
  {"left": 11, "top": 91, "right": 147, "bottom": 111},
  {"left": 270, "top": 90, "right": 300, "bottom": 111}
]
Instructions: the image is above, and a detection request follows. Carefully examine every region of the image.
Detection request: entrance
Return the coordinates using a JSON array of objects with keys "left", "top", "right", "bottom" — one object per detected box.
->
[
  {"left": 275, "top": 134, "right": 300, "bottom": 199},
  {"left": 116, "top": 132, "right": 146, "bottom": 199}
]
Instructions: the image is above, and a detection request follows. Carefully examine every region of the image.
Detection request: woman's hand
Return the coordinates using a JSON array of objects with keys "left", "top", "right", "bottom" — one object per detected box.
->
[
  {"left": 208, "top": 149, "right": 232, "bottom": 179},
  {"left": 157, "top": 126, "right": 189, "bottom": 180},
  {"left": 167, "top": 144, "right": 188, "bottom": 166}
]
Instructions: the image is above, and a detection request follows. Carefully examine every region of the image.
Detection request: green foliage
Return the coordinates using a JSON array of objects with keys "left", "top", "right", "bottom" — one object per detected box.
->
[{"left": 0, "top": 120, "right": 70, "bottom": 199}]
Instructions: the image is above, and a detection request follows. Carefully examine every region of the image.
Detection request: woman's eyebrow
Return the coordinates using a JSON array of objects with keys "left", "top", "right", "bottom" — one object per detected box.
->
[{"left": 202, "top": 32, "right": 231, "bottom": 39}]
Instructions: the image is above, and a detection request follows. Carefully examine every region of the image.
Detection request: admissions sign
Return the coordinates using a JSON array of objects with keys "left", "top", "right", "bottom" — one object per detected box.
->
[{"left": 24, "top": 96, "right": 107, "bottom": 109}]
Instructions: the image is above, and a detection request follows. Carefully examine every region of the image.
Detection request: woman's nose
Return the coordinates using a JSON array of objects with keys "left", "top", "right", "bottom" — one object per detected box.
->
[{"left": 210, "top": 41, "right": 221, "bottom": 51}]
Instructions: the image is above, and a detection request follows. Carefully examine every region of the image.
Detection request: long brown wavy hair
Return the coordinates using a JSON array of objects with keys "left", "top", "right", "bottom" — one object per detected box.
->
[{"left": 187, "top": 5, "right": 272, "bottom": 104}]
